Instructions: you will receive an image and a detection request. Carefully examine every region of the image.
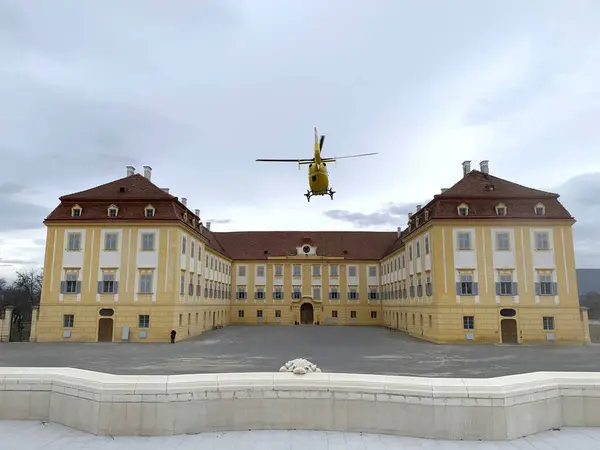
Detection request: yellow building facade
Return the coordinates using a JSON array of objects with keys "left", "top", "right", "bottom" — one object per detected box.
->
[{"left": 35, "top": 161, "right": 590, "bottom": 344}]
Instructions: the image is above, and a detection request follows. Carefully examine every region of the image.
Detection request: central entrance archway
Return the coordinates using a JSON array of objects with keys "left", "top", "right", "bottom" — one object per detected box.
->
[
  {"left": 300, "top": 303, "right": 314, "bottom": 324},
  {"left": 97, "top": 318, "right": 114, "bottom": 342}
]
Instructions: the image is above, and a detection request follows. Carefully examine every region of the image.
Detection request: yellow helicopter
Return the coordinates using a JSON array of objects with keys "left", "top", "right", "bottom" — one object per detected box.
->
[{"left": 256, "top": 126, "right": 377, "bottom": 201}]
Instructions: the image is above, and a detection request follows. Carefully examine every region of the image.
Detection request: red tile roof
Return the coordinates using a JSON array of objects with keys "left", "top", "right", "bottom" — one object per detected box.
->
[{"left": 44, "top": 167, "right": 575, "bottom": 261}]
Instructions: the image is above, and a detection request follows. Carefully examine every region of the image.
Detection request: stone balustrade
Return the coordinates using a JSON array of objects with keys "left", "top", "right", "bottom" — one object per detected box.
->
[{"left": 1, "top": 367, "right": 600, "bottom": 440}]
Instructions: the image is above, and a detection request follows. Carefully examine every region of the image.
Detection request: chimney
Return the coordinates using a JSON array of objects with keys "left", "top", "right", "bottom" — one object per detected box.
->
[
  {"left": 126, "top": 166, "right": 135, "bottom": 177},
  {"left": 206, "top": 221, "right": 211, "bottom": 230},
  {"left": 416, "top": 204, "right": 422, "bottom": 211},
  {"left": 161, "top": 188, "right": 170, "bottom": 194},
  {"left": 194, "top": 209, "right": 200, "bottom": 217},
  {"left": 408, "top": 212, "right": 413, "bottom": 219},
  {"left": 441, "top": 188, "right": 448, "bottom": 193},
  {"left": 462, "top": 160, "right": 471, "bottom": 177},
  {"left": 143, "top": 165, "right": 152, "bottom": 180},
  {"left": 397, "top": 226, "right": 401, "bottom": 238},
  {"left": 182, "top": 197, "right": 187, "bottom": 206},
  {"left": 479, "top": 160, "right": 489, "bottom": 174}
]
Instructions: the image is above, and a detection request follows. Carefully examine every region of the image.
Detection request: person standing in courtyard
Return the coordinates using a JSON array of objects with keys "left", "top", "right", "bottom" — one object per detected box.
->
[{"left": 170, "top": 329, "right": 176, "bottom": 344}]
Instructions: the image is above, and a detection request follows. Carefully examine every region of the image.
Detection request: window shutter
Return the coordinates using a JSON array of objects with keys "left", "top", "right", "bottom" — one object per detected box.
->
[
  {"left": 495, "top": 282, "right": 501, "bottom": 296},
  {"left": 535, "top": 282, "right": 541, "bottom": 295},
  {"left": 552, "top": 282, "right": 558, "bottom": 295},
  {"left": 512, "top": 282, "right": 518, "bottom": 296},
  {"left": 473, "top": 282, "right": 479, "bottom": 295},
  {"left": 113, "top": 281, "right": 119, "bottom": 293},
  {"left": 97, "top": 281, "right": 103, "bottom": 293},
  {"left": 75, "top": 281, "right": 82, "bottom": 294},
  {"left": 455, "top": 282, "right": 461, "bottom": 295},
  {"left": 60, "top": 281, "right": 66, "bottom": 294}
]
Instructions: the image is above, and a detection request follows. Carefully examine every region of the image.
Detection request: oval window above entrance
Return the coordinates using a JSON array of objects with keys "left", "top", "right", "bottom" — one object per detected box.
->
[
  {"left": 99, "top": 308, "right": 114, "bottom": 317},
  {"left": 500, "top": 308, "right": 516, "bottom": 317}
]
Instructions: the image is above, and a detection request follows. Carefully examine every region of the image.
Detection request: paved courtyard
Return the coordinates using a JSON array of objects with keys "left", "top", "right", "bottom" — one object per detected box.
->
[
  {"left": 2, "top": 326, "right": 600, "bottom": 377},
  {"left": 2, "top": 421, "right": 600, "bottom": 449}
]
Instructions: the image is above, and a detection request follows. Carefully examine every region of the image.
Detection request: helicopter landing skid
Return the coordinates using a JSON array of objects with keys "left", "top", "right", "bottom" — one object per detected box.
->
[{"left": 304, "top": 188, "right": 336, "bottom": 202}]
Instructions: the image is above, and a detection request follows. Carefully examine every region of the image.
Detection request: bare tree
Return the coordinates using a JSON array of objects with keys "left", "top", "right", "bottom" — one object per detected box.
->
[
  {"left": 0, "top": 277, "right": 6, "bottom": 293},
  {"left": 12, "top": 268, "right": 43, "bottom": 307}
]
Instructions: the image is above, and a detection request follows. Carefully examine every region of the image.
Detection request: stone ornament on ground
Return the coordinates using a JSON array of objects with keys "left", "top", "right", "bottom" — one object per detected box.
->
[{"left": 279, "top": 358, "right": 321, "bottom": 374}]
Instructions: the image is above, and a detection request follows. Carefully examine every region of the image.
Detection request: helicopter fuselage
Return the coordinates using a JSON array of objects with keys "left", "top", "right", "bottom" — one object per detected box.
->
[{"left": 308, "top": 162, "right": 329, "bottom": 194}]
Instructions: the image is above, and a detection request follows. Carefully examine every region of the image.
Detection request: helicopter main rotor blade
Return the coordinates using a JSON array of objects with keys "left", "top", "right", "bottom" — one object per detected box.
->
[
  {"left": 321, "top": 152, "right": 378, "bottom": 162},
  {"left": 256, "top": 158, "right": 313, "bottom": 163},
  {"left": 319, "top": 135, "right": 325, "bottom": 152}
]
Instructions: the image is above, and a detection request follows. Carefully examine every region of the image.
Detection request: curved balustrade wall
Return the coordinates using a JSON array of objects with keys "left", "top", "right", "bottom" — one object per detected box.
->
[{"left": 1, "top": 367, "right": 600, "bottom": 440}]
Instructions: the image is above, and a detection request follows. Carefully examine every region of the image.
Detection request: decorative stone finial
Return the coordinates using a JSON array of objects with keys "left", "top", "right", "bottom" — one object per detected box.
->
[{"left": 279, "top": 358, "right": 321, "bottom": 375}]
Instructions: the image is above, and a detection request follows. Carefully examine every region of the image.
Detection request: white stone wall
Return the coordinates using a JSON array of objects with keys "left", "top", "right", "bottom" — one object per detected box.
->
[{"left": 1, "top": 368, "right": 600, "bottom": 440}]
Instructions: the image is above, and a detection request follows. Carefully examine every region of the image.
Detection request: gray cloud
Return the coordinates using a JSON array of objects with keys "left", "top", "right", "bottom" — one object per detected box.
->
[
  {"left": 0, "top": 257, "right": 41, "bottom": 266},
  {"left": 0, "top": 184, "right": 51, "bottom": 232},
  {"left": 324, "top": 202, "right": 427, "bottom": 228},
  {"left": 207, "top": 219, "right": 232, "bottom": 224}
]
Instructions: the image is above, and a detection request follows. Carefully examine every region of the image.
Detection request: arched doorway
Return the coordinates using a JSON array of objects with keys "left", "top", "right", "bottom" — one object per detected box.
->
[
  {"left": 300, "top": 303, "right": 314, "bottom": 324},
  {"left": 98, "top": 318, "right": 114, "bottom": 342},
  {"left": 501, "top": 319, "right": 518, "bottom": 344}
]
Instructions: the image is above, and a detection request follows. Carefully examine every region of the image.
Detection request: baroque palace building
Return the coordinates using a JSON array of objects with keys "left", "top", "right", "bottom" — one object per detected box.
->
[{"left": 35, "top": 161, "right": 590, "bottom": 344}]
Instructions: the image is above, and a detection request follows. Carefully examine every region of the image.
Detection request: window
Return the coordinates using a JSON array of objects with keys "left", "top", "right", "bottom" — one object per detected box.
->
[
  {"left": 188, "top": 277, "right": 194, "bottom": 296},
  {"left": 312, "top": 265, "right": 321, "bottom": 277},
  {"left": 409, "top": 276, "right": 415, "bottom": 298},
  {"left": 191, "top": 241, "right": 195, "bottom": 258},
  {"left": 329, "top": 286, "right": 339, "bottom": 300},
  {"left": 535, "top": 232, "right": 549, "bottom": 250},
  {"left": 141, "top": 233, "right": 155, "bottom": 251},
  {"left": 329, "top": 265, "right": 339, "bottom": 277},
  {"left": 139, "top": 273, "right": 153, "bottom": 293},
  {"left": 368, "top": 286, "right": 378, "bottom": 300},
  {"left": 534, "top": 203, "right": 545, "bottom": 216},
  {"left": 497, "top": 273, "right": 514, "bottom": 296},
  {"left": 139, "top": 315, "right": 150, "bottom": 328},
  {"left": 312, "top": 286, "right": 321, "bottom": 300},
  {"left": 458, "top": 232, "right": 471, "bottom": 250},
  {"left": 256, "top": 265, "right": 265, "bottom": 277},
  {"left": 108, "top": 205, "right": 118, "bottom": 217},
  {"left": 238, "top": 266, "right": 246, "bottom": 277},
  {"left": 496, "top": 232, "right": 510, "bottom": 250},
  {"left": 429, "top": 315, "right": 432, "bottom": 327},
  {"left": 348, "top": 285, "right": 359, "bottom": 300},
  {"left": 293, "top": 265, "right": 301, "bottom": 277},
  {"left": 273, "top": 285, "right": 284, "bottom": 299},
  {"left": 67, "top": 232, "right": 81, "bottom": 251},
  {"left": 292, "top": 285, "right": 301, "bottom": 299},
  {"left": 196, "top": 277, "right": 201, "bottom": 296},
  {"left": 425, "top": 272, "right": 432, "bottom": 296},
  {"left": 180, "top": 273, "right": 185, "bottom": 295},
  {"left": 275, "top": 310, "right": 281, "bottom": 318},
  {"left": 348, "top": 266, "right": 357, "bottom": 277},
  {"left": 63, "top": 272, "right": 79, "bottom": 294},
  {"left": 332, "top": 310, "right": 338, "bottom": 318},
  {"left": 350, "top": 310, "right": 357, "bottom": 319},
  {"left": 104, "top": 233, "right": 118, "bottom": 251},
  {"left": 368, "top": 266, "right": 377, "bottom": 277},
  {"left": 257, "top": 310, "right": 263, "bottom": 318},
  {"left": 236, "top": 286, "right": 247, "bottom": 299},
  {"left": 255, "top": 286, "right": 265, "bottom": 299},
  {"left": 181, "top": 236, "right": 187, "bottom": 254},
  {"left": 463, "top": 316, "right": 475, "bottom": 330},
  {"left": 536, "top": 273, "right": 556, "bottom": 296},
  {"left": 457, "top": 273, "right": 477, "bottom": 296},
  {"left": 543, "top": 316, "right": 555, "bottom": 330},
  {"left": 495, "top": 203, "right": 507, "bottom": 216},
  {"left": 144, "top": 205, "right": 155, "bottom": 217},
  {"left": 198, "top": 246, "right": 202, "bottom": 260},
  {"left": 371, "top": 311, "right": 377, "bottom": 319},
  {"left": 71, "top": 205, "right": 82, "bottom": 217},
  {"left": 63, "top": 314, "right": 74, "bottom": 328},
  {"left": 457, "top": 203, "right": 469, "bottom": 216},
  {"left": 417, "top": 274, "right": 423, "bottom": 297},
  {"left": 274, "top": 264, "right": 283, "bottom": 277},
  {"left": 238, "top": 310, "right": 244, "bottom": 318},
  {"left": 416, "top": 242, "right": 420, "bottom": 258},
  {"left": 402, "top": 255, "right": 405, "bottom": 268},
  {"left": 101, "top": 273, "right": 116, "bottom": 293},
  {"left": 425, "top": 237, "right": 430, "bottom": 254},
  {"left": 409, "top": 246, "right": 413, "bottom": 261}
]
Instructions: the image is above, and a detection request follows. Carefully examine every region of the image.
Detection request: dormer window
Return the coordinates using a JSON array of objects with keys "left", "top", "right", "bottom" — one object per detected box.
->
[
  {"left": 495, "top": 203, "right": 507, "bottom": 216},
  {"left": 424, "top": 210, "right": 429, "bottom": 221},
  {"left": 71, "top": 205, "right": 82, "bottom": 217},
  {"left": 534, "top": 203, "right": 545, "bottom": 216},
  {"left": 457, "top": 203, "right": 469, "bottom": 216},
  {"left": 144, "top": 205, "right": 155, "bottom": 218},
  {"left": 183, "top": 211, "right": 188, "bottom": 221},
  {"left": 107, "top": 205, "right": 119, "bottom": 217},
  {"left": 415, "top": 217, "right": 420, "bottom": 227}
]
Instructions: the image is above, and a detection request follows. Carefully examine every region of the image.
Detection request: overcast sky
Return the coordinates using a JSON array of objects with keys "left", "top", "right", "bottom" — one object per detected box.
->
[{"left": 1, "top": 0, "right": 600, "bottom": 281}]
